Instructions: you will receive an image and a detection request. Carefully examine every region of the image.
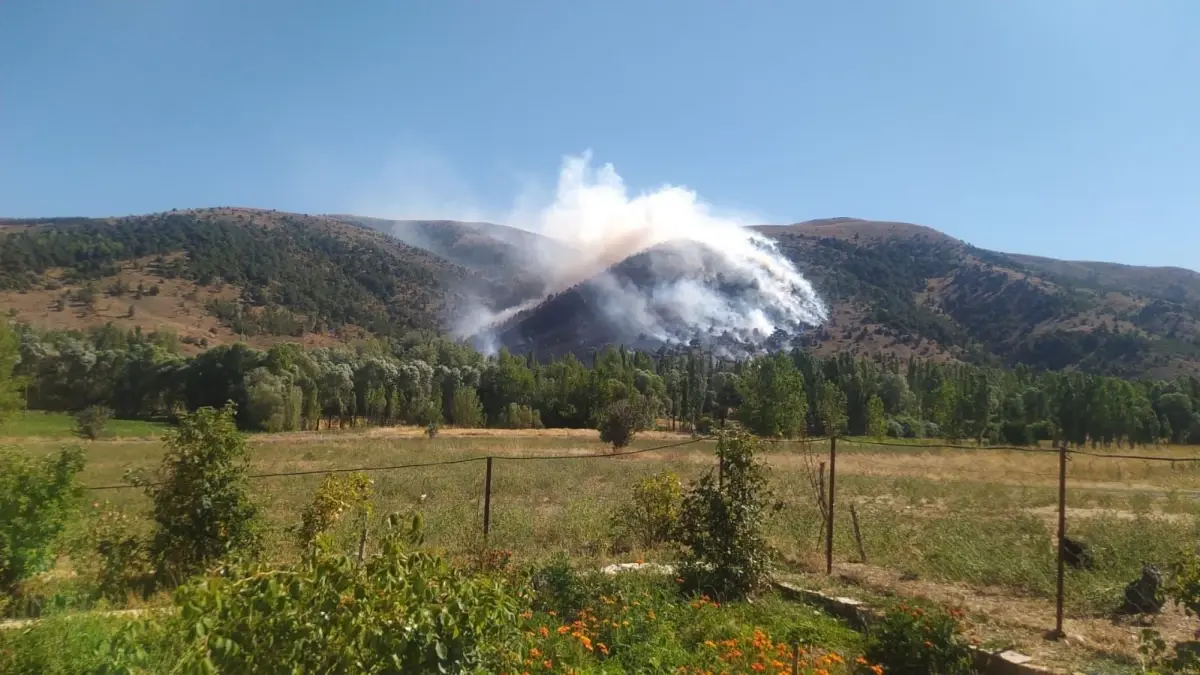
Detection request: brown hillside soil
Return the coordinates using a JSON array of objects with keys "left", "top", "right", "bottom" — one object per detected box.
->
[{"left": 0, "top": 261, "right": 344, "bottom": 352}]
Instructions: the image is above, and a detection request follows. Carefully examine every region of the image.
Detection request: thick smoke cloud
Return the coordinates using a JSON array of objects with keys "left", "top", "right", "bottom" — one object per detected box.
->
[{"left": 461, "top": 153, "right": 828, "bottom": 353}]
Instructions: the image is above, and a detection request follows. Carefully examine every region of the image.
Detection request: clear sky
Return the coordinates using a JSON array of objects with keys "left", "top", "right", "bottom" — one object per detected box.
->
[{"left": 1, "top": 1, "right": 1196, "bottom": 269}]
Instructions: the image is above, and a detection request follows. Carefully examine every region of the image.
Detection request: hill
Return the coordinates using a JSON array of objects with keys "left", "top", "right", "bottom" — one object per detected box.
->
[
  {"left": 3, "top": 209, "right": 1198, "bottom": 376},
  {"left": 0, "top": 208, "right": 494, "bottom": 350},
  {"left": 494, "top": 218, "right": 1200, "bottom": 377}
]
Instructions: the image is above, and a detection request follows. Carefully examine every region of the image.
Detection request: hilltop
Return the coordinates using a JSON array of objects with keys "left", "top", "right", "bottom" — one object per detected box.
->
[{"left": 2, "top": 209, "right": 1198, "bottom": 376}]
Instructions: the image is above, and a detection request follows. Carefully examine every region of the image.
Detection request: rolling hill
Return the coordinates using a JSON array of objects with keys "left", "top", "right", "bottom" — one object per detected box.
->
[
  {"left": 2, "top": 209, "right": 1198, "bottom": 376},
  {"left": 0, "top": 208, "right": 504, "bottom": 351}
]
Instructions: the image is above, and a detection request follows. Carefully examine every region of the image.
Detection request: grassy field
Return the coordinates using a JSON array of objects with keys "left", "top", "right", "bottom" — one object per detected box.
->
[
  {"left": 0, "top": 411, "right": 168, "bottom": 439},
  {"left": 9, "top": 427, "right": 1200, "bottom": 670}
]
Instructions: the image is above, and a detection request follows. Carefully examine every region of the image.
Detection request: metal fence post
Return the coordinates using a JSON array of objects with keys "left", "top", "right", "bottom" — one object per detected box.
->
[
  {"left": 826, "top": 436, "right": 837, "bottom": 575},
  {"left": 1054, "top": 441, "right": 1067, "bottom": 639},
  {"left": 483, "top": 456, "right": 494, "bottom": 539}
]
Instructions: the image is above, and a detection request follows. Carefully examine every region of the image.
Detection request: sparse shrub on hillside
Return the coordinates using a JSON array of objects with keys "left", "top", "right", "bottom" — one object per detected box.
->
[
  {"left": 0, "top": 447, "right": 85, "bottom": 596},
  {"left": 73, "top": 405, "right": 111, "bottom": 440}
]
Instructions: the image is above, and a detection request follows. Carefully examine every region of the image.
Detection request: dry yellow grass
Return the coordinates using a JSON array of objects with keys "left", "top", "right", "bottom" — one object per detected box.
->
[{"left": 13, "top": 428, "right": 1198, "bottom": 667}]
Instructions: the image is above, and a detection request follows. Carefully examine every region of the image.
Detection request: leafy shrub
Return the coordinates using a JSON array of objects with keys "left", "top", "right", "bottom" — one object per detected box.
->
[
  {"left": 132, "top": 403, "right": 258, "bottom": 584},
  {"left": 1028, "top": 420, "right": 1056, "bottom": 442},
  {"left": 886, "top": 419, "right": 905, "bottom": 438},
  {"left": 528, "top": 554, "right": 593, "bottom": 617},
  {"left": 0, "top": 613, "right": 170, "bottom": 675},
  {"left": 675, "top": 427, "right": 774, "bottom": 600},
  {"left": 611, "top": 470, "right": 682, "bottom": 549},
  {"left": 599, "top": 399, "right": 638, "bottom": 450},
  {"left": 499, "top": 402, "right": 543, "bottom": 429},
  {"left": 73, "top": 405, "right": 112, "bottom": 440},
  {"left": 694, "top": 415, "right": 715, "bottom": 435},
  {"left": 425, "top": 421, "right": 439, "bottom": 438},
  {"left": 78, "top": 502, "right": 153, "bottom": 605},
  {"left": 0, "top": 447, "right": 85, "bottom": 595},
  {"left": 891, "top": 415, "right": 924, "bottom": 439},
  {"left": 103, "top": 515, "right": 526, "bottom": 674},
  {"left": 864, "top": 601, "right": 976, "bottom": 675},
  {"left": 297, "top": 472, "right": 374, "bottom": 549},
  {"left": 450, "top": 387, "right": 484, "bottom": 427}
]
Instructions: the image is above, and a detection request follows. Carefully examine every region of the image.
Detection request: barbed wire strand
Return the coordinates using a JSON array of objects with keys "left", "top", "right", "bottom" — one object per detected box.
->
[{"left": 82, "top": 435, "right": 714, "bottom": 491}]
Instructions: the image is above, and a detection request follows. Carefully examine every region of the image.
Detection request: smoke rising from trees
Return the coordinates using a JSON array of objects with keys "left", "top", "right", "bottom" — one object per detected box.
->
[{"left": 461, "top": 153, "right": 829, "bottom": 351}]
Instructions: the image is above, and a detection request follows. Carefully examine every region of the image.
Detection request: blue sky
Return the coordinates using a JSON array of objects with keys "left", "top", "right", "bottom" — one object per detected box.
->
[{"left": 1, "top": 1, "right": 1196, "bottom": 269}]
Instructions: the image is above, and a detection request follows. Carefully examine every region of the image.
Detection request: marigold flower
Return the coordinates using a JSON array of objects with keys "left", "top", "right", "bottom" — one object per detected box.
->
[
  {"left": 542, "top": 660, "right": 552, "bottom": 669},
  {"left": 924, "top": 640, "right": 934, "bottom": 648}
]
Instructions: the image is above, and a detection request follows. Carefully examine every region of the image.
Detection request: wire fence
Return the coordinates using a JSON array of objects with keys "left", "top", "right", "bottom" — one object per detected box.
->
[
  {"left": 77, "top": 431, "right": 1200, "bottom": 641},
  {"left": 820, "top": 436, "right": 1200, "bottom": 642}
]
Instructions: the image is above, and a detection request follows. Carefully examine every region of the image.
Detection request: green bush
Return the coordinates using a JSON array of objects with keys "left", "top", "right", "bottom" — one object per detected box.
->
[
  {"left": 103, "top": 515, "right": 526, "bottom": 674},
  {"left": 78, "top": 502, "right": 153, "bottom": 605},
  {"left": 675, "top": 427, "right": 774, "bottom": 600},
  {"left": 132, "top": 403, "right": 258, "bottom": 584},
  {"left": 297, "top": 471, "right": 373, "bottom": 548},
  {"left": 864, "top": 601, "right": 976, "bottom": 675},
  {"left": 611, "top": 470, "right": 682, "bottom": 549},
  {"left": 73, "top": 405, "right": 112, "bottom": 440},
  {"left": 599, "top": 399, "right": 638, "bottom": 450},
  {"left": 0, "top": 447, "right": 85, "bottom": 596}
]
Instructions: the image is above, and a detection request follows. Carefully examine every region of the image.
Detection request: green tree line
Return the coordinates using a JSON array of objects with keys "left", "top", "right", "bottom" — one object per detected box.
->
[{"left": 6, "top": 319, "right": 1200, "bottom": 446}]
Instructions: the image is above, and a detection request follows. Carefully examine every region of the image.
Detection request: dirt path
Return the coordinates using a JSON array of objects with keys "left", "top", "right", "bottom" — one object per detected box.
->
[{"left": 786, "top": 562, "right": 1194, "bottom": 671}]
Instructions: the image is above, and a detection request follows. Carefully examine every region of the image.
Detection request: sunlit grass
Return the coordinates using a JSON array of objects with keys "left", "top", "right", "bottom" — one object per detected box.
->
[{"left": 9, "top": 428, "right": 1200, "bottom": 618}]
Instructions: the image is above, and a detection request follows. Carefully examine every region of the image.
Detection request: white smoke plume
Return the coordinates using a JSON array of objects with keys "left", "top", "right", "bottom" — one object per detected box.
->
[{"left": 460, "top": 152, "right": 828, "bottom": 352}]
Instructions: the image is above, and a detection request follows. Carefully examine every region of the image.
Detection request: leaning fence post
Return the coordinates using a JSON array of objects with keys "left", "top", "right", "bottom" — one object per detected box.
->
[
  {"left": 483, "top": 456, "right": 494, "bottom": 539},
  {"left": 1054, "top": 441, "right": 1067, "bottom": 639},
  {"left": 826, "top": 436, "right": 838, "bottom": 575}
]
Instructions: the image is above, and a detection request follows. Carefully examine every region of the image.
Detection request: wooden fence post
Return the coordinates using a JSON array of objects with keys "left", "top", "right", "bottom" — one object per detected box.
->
[
  {"left": 825, "top": 436, "right": 837, "bottom": 575},
  {"left": 483, "top": 456, "right": 494, "bottom": 539}
]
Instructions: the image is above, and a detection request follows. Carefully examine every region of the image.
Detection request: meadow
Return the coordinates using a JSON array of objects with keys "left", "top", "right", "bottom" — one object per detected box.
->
[{"left": 8, "top": 425, "right": 1200, "bottom": 671}]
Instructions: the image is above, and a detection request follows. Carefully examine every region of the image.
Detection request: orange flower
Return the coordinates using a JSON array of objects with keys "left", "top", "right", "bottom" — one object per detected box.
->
[
  {"left": 538, "top": 626, "right": 548, "bottom": 638},
  {"left": 598, "top": 643, "right": 609, "bottom": 656},
  {"left": 924, "top": 641, "right": 934, "bottom": 649},
  {"left": 529, "top": 648, "right": 541, "bottom": 658},
  {"left": 751, "top": 663, "right": 766, "bottom": 671},
  {"left": 542, "top": 660, "right": 552, "bottom": 669}
]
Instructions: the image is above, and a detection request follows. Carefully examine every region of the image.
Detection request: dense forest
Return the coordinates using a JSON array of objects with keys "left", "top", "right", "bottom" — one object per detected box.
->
[{"left": 5, "top": 318, "right": 1200, "bottom": 447}]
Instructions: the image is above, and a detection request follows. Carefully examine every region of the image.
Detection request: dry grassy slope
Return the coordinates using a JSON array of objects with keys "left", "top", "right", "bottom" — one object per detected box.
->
[{"left": 0, "top": 261, "right": 347, "bottom": 354}]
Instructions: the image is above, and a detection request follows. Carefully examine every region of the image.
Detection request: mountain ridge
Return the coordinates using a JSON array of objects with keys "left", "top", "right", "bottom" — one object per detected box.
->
[{"left": 2, "top": 209, "right": 1198, "bottom": 376}]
